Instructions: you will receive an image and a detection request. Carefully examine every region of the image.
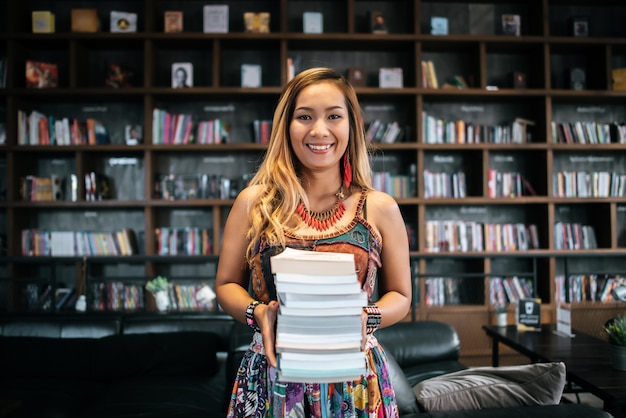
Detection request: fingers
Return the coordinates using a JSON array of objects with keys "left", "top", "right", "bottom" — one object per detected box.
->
[{"left": 261, "top": 300, "right": 279, "bottom": 368}]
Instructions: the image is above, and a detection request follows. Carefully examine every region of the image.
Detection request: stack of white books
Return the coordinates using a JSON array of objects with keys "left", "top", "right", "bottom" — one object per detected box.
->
[{"left": 270, "top": 247, "right": 367, "bottom": 383}]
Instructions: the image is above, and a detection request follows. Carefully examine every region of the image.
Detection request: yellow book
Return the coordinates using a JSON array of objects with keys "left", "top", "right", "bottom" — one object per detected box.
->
[{"left": 32, "top": 11, "right": 55, "bottom": 33}]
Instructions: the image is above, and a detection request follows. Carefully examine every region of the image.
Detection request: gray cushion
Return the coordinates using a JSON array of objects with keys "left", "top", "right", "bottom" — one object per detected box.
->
[{"left": 413, "top": 362, "right": 566, "bottom": 412}]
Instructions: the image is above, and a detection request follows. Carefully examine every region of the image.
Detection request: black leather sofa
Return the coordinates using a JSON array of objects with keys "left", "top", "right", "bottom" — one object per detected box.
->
[{"left": 0, "top": 315, "right": 613, "bottom": 418}]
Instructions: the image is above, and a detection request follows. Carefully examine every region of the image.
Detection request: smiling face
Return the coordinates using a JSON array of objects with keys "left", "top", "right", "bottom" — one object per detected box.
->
[{"left": 289, "top": 81, "right": 350, "bottom": 178}]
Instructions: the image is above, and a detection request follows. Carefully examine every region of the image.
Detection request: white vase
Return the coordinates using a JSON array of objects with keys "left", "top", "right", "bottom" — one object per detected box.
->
[
  {"left": 155, "top": 290, "right": 169, "bottom": 312},
  {"left": 496, "top": 312, "right": 507, "bottom": 327}
]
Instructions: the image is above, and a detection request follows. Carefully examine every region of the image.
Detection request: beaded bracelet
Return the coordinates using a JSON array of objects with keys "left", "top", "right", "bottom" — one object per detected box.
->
[
  {"left": 363, "top": 304, "right": 382, "bottom": 334},
  {"left": 245, "top": 300, "right": 264, "bottom": 333}
]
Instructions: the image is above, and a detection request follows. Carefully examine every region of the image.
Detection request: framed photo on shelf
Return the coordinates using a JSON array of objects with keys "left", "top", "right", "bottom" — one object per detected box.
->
[
  {"left": 501, "top": 14, "right": 520, "bottom": 36},
  {"left": 369, "top": 10, "right": 388, "bottom": 34},
  {"left": 110, "top": 11, "right": 137, "bottom": 33},
  {"left": 570, "top": 16, "right": 589, "bottom": 37},
  {"left": 430, "top": 16, "right": 449, "bottom": 35},
  {"left": 26, "top": 60, "right": 58, "bottom": 88},
  {"left": 125, "top": 125, "right": 142, "bottom": 145},
  {"left": 303, "top": 11, "right": 323, "bottom": 34},
  {"left": 203, "top": 5, "right": 229, "bottom": 33},
  {"left": 164, "top": 11, "right": 183, "bottom": 33},
  {"left": 171, "top": 62, "right": 193, "bottom": 88},
  {"left": 244, "top": 12, "right": 270, "bottom": 33}
]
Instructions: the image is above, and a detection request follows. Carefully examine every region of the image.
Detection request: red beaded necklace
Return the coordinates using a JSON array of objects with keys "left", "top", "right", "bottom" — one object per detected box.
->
[{"left": 296, "top": 189, "right": 346, "bottom": 231}]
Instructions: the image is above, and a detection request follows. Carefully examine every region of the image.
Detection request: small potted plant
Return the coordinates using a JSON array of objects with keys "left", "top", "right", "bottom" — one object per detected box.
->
[
  {"left": 146, "top": 276, "right": 169, "bottom": 312},
  {"left": 604, "top": 315, "right": 626, "bottom": 370},
  {"left": 494, "top": 303, "right": 508, "bottom": 327}
]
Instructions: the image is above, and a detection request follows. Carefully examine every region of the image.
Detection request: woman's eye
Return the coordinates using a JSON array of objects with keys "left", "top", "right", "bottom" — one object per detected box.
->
[
  {"left": 329, "top": 114, "right": 341, "bottom": 120},
  {"left": 296, "top": 115, "right": 311, "bottom": 120}
]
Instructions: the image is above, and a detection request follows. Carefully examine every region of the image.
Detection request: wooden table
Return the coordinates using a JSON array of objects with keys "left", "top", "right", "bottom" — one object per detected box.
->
[{"left": 483, "top": 324, "right": 626, "bottom": 417}]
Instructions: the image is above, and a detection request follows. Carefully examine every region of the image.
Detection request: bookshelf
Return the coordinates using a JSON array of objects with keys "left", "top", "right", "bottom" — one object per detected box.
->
[{"left": 1, "top": 0, "right": 626, "bottom": 364}]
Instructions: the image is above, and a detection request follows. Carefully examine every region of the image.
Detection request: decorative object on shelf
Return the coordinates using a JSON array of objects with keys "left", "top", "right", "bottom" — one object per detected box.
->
[
  {"left": 75, "top": 294, "right": 87, "bottom": 312},
  {"left": 172, "top": 62, "right": 193, "bottom": 88},
  {"left": 430, "top": 16, "right": 449, "bottom": 35},
  {"left": 612, "top": 67, "right": 626, "bottom": 91},
  {"left": 164, "top": 11, "right": 183, "bottom": 33},
  {"left": 71, "top": 9, "right": 100, "bottom": 33},
  {"left": 501, "top": 14, "right": 520, "bottom": 36},
  {"left": 513, "top": 72, "right": 527, "bottom": 89},
  {"left": 125, "top": 125, "right": 142, "bottom": 146},
  {"left": 569, "top": 67, "right": 586, "bottom": 90},
  {"left": 570, "top": 16, "right": 589, "bottom": 37},
  {"left": 32, "top": 11, "right": 55, "bottom": 33},
  {"left": 303, "top": 11, "right": 323, "bottom": 34},
  {"left": 110, "top": 11, "right": 137, "bottom": 33},
  {"left": 241, "top": 64, "right": 262, "bottom": 88},
  {"left": 104, "top": 62, "right": 133, "bottom": 88},
  {"left": 203, "top": 5, "right": 229, "bottom": 33},
  {"left": 244, "top": 12, "right": 270, "bottom": 33},
  {"left": 368, "top": 10, "right": 387, "bottom": 34},
  {"left": 146, "top": 276, "right": 170, "bottom": 312},
  {"left": 347, "top": 67, "right": 366, "bottom": 87},
  {"left": 604, "top": 315, "right": 626, "bottom": 370},
  {"left": 379, "top": 67, "right": 403, "bottom": 88},
  {"left": 25, "top": 60, "right": 58, "bottom": 88}
]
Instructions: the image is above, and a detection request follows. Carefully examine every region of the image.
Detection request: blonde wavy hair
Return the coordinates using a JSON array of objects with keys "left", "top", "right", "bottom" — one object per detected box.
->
[{"left": 245, "top": 67, "right": 373, "bottom": 262}]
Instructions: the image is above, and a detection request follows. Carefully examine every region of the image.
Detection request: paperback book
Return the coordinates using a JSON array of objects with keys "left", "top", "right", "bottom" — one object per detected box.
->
[{"left": 270, "top": 247, "right": 367, "bottom": 383}]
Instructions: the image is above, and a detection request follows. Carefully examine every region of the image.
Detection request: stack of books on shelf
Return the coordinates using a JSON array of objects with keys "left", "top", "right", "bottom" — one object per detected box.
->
[
  {"left": 555, "top": 274, "right": 626, "bottom": 303},
  {"left": 152, "top": 108, "right": 231, "bottom": 144},
  {"left": 17, "top": 110, "right": 108, "bottom": 145},
  {"left": 21, "top": 228, "right": 139, "bottom": 256},
  {"left": 270, "top": 247, "right": 367, "bottom": 383},
  {"left": 551, "top": 120, "right": 626, "bottom": 144}
]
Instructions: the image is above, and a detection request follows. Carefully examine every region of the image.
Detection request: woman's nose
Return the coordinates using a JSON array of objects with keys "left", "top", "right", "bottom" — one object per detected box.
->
[{"left": 310, "top": 119, "right": 329, "bottom": 137}]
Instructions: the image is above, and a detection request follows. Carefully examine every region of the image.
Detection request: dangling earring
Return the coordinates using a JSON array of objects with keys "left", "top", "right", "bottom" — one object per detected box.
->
[{"left": 342, "top": 152, "right": 352, "bottom": 190}]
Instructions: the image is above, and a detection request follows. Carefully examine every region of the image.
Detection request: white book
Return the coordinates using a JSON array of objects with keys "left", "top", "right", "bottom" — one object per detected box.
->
[
  {"left": 270, "top": 247, "right": 356, "bottom": 276},
  {"left": 278, "top": 290, "right": 366, "bottom": 308},
  {"left": 203, "top": 5, "right": 229, "bottom": 33}
]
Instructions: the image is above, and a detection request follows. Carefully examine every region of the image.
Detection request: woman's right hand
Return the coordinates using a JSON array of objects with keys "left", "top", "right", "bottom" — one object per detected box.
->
[{"left": 257, "top": 300, "right": 279, "bottom": 368}]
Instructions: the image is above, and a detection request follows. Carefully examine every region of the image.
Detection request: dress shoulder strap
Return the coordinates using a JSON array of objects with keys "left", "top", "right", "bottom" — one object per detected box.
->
[{"left": 355, "top": 188, "right": 368, "bottom": 219}]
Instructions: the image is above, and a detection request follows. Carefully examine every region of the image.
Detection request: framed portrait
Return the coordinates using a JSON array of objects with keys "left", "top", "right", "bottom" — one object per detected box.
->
[
  {"left": 501, "top": 14, "right": 521, "bottom": 36},
  {"left": 570, "top": 16, "right": 589, "bottom": 37},
  {"left": 171, "top": 62, "right": 193, "bottom": 88},
  {"left": 125, "top": 124, "right": 142, "bottom": 145}
]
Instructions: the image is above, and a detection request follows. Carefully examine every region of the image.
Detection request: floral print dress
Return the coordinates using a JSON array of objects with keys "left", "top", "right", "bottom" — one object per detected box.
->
[{"left": 227, "top": 190, "right": 399, "bottom": 417}]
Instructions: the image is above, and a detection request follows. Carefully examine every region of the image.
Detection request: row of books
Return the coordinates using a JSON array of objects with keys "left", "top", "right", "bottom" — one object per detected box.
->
[
  {"left": 17, "top": 110, "right": 108, "bottom": 146},
  {"left": 365, "top": 120, "right": 407, "bottom": 144},
  {"left": 489, "top": 276, "right": 534, "bottom": 306},
  {"left": 422, "top": 113, "right": 535, "bottom": 144},
  {"left": 160, "top": 282, "right": 218, "bottom": 312},
  {"left": 553, "top": 171, "right": 626, "bottom": 198},
  {"left": 420, "top": 60, "right": 439, "bottom": 89},
  {"left": 551, "top": 121, "right": 626, "bottom": 144},
  {"left": 152, "top": 108, "right": 231, "bottom": 145},
  {"left": 20, "top": 175, "right": 62, "bottom": 201},
  {"left": 91, "top": 282, "right": 145, "bottom": 312},
  {"left": 423, "top": 170, "right": 467, "bottom": 199},
  {"left": 372, "top": 171, "right": 415, "bottom": 198},
  {"left": 154, "top": 173, "right": 246, "bottom": 200},
  {"left": 487, "top": 170, "right": 533, "bottom": 198},
  {"left": 252, "top": 119, "right": 272, "bottom": 144},
  {"left": 21, "top": 228, "right": 139, "bottom": 256},
  {"left": 554, "top": 274, "right": 626, "bottom": 303},
  {"left": 155, "top": 227, "right": 213, "bottom": 256},
  {"left": 424, "top": 277, "right": 462, "bottom": 306},
  {"left": 425, "top": 221, "right": 540, "bottom": 253},
  {"left": 554, "top": 222, "right": 598, "bottom": 250},
  {"left": 270, "top": 247, "right": 367, "bottom": 383}
]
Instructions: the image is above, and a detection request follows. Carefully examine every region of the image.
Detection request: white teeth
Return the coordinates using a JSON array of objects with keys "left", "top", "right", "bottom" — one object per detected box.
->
[{"left": 308, "top": 144, "right": 331, "bottom": 150}]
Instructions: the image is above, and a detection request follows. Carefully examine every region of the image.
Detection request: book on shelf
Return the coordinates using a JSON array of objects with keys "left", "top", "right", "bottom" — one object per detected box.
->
[
  {"left": 270, "top": 247, "right": 366, "bottom": 383},
  {"left": 32, "top": 10, "right": 55, "bottom": 33},
  {"left": 430, "top": 16, "right": 449, "bottom": 35},
  {"left": 303, "top": 12, "right": 323, "bottom": 34},
  {"left": 203, "top": 5, "right": 229, "bottom": 33},
  {"left": 244, "top": 12, "right": 270, "bottom": 33},
  {"left": 164, "top": 11, "right": 183, "bottom": 33},
  {"left": 71, "top": 8, "right": 100, "bottom": 32},
  {"left": 110, "top": 11, "right": 137, "bottom": 33},
  {"left": 26, "top": 60, "right": 58, "bottom": 88},
  {"left": 241, "top": 64, "right": 262, "bottom": 87}
]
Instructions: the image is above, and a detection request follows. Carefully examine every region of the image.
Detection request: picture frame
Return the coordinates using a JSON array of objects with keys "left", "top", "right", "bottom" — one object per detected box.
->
[
  {"left": 501, "top": 14, "right": 520, "bottom": 36},
  {"left": 203, "top": 5, "right": 229, "bottom": 33},
  {"left": 513, "top": 72, "right": 527, "bottom": 89},
  {"left": 171, "top": 62, "right": 193, "bottom": 88},
  {"left": 244, "top": 12, "right": 270, "bottom": 33},
  {"left": 164, "top": 11, "right": 183, "bottom": 33},
  {"left": 26, "top": 60, "right": 58, "bottom": 88},
  {"left": 110, "top": 11, "right": 137, "bottom": 33},
  {"left": 241, "top": 64, "right": 262, "bottom": 88},
  {"left": 369, "top": 10, "right": 388, "bottom": 34},
  {"left": 303, "top": 11, "right": 323, "bottom": 34},
  {"left": 570, "top": 16, "right": 589, "bottom": 37},
  {"left": 125, "top": 125, "right": 142, "bottom": 145},
  {"left": 430, "top": 16, "right": 449, "bottom": 35}
]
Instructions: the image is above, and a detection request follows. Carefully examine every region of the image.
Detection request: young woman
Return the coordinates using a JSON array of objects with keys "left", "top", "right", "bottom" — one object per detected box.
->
[{"left": 216, "top": 67, "right": 411, "bottom": 417}]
